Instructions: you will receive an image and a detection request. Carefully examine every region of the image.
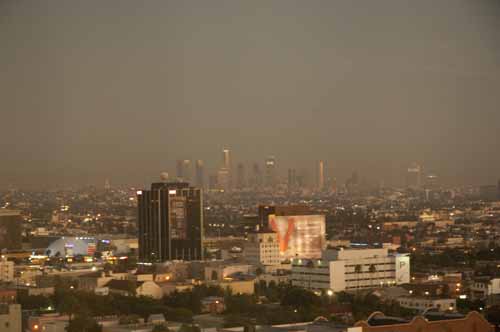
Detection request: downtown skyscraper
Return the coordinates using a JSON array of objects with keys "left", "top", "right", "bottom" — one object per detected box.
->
[
  {"left": 176, "top": 159, "right": 192, "bottom": 182},
  {"left": 195, "top": 160, "right": 205, "bottom": 189},
  {"left": 317, "top": 160, "right": 325, "bottom": 191},
  {"left": 137, "top": 182, "right": 203, "bottom": 262},
  {"left": 265, "top": 156, "right": 277, "bottom": 187}
]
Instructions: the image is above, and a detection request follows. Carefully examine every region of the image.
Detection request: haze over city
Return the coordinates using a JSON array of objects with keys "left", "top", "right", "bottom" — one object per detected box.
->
[
  {"left": 2, "top": 0, "right": 500, "bottom": 188},
  {"left": 4, "top": 1, "right": 500, "bottom": 332}
]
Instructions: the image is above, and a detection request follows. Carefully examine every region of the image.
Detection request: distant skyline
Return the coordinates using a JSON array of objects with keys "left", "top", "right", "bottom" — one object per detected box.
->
[{"left": 1, "top": 0, "right": 500, "bottom": 188}]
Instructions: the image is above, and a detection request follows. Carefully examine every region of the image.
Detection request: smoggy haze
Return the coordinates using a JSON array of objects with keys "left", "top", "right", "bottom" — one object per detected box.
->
[{"left": 1, "top": 0, "right": 500, "bottom": 188}]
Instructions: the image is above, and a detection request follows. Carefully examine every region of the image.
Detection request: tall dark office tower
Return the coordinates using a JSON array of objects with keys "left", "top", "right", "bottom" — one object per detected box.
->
[
  {"left": 222, "top": 148, "right": 232, "bottom": 189},
  {"left": 223, "top": 148, "right": 231, "bottom": 170},
  {"left": 236, "top": 163, "right": 245, "bottom": 189},
  {"left": 265, "top": 156, "right": 277, "bottom": 187},
  {"left": 176, "top": 160, "right": 192, "bottom": 182},
  {"left": 0, "top": 209, "right": 22, "bottom": 250},
  {"left": 252, "top": 163, "right": 262, "bottom": 189},
  {"left": 208, "top": 174, "right": 218, "bottom": 191},
  {"left": 195, "top": 160, "right": 205, "bottom": 189},
  {"left": 137, "top": 182, "right": 203, "bottom": 262}
]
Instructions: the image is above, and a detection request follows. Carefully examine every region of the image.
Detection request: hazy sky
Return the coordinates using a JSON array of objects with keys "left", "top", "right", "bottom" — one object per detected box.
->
[{"left": 1, "top": 0, "right": 500, "bottom": 188}]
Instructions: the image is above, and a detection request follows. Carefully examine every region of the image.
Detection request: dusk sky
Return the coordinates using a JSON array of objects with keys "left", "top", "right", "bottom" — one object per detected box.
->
[{"left": 1, "top": 0, "right": 500, "bottom": 188}]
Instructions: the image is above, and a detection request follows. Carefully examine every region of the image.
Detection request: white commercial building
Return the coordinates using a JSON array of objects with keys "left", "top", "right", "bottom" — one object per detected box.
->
[
  {"left": 291, "top": 247, "right": 410, "bottom": 293},
  {"left": 244, "top": 230, "right": 281, "bottom": 267},
  {"left": 0, "top": 256, "right": 14, "bottom": 283}
]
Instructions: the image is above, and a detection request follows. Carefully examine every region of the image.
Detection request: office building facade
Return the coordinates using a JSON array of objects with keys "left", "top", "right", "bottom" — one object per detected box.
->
[
  {"left": 176, "top": 159, "right": 192, "bottom": 182},
  {"left": 0, "top": 210, "right": 22, "bottom": 250},
  {"left": 291, "top": 248, "right": 410, "bottom": 293},
  {"left": 137, "top": 182, "right": 203, "bottom": 262},
  {"left": 265, "top": 156, "right": 277, "bottom": 187},
  {"left": 244, "top": 230, "right": 281, "bottom": 267},
  {"left": 317, "top": 160, "right": 325, "bottom": 191}
]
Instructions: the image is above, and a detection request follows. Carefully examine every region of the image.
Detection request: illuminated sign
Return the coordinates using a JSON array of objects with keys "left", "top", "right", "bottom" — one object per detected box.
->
[{"left": 269, "top": 215, "right": 326, "bottom": 259}]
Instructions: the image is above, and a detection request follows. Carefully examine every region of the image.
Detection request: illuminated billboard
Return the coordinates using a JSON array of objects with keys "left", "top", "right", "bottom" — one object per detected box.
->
[{"left": 269, "top": 214, "right": 326, "bottom": 259}]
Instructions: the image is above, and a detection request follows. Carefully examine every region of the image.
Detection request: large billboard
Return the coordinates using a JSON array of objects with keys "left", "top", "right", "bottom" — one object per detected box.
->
[{"left": 269, "top": 214, "right": 326, "bottom": 259}]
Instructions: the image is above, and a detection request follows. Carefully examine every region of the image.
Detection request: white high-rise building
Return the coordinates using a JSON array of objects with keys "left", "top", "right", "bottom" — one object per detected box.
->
[
  {"left": 244, "top": 230, "right": 281, "bottom": 267},
  {"left": 291, "top": 247, "right": 410, "bottom": 293}
]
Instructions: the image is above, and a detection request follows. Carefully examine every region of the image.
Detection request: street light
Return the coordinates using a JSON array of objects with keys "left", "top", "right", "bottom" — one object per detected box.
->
[{"left": 327, "top": 290, "right": 333, "bottom": 296}]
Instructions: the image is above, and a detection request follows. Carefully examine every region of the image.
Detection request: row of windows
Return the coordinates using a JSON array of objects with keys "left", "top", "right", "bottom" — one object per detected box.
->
[
  {"left": 346, "top": 284, "right": 378, "bottom": 290},
  {"left": 345, "top": 277, "right": 394, "bottom": 282},
  {"left": 345, "top": 262, "right": 393, "bottom": 268},
  {"left": 292, "top": 265, "right": 329, "bottom": 269},
  {"left": 400, "top": 302, "right": 454, "bottom": 309},
  {"left": 345, "top": 269, "right": 395, "bottom": 275},
  {"left": 292, "top": 279, "right": 330, "bottom": 284},
  {"left": 293, "top": 272, "right": 330, "bottom": 276}
]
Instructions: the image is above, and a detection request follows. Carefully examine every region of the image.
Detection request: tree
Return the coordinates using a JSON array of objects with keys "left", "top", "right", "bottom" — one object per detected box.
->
[
  {"left": 17, "top": 294, "right": 51, "bottom": 310},
  {"left": 126, "top": 280, "right": 138, "bottom": 296},
  {"left": 119, "top": 314, "right": 140, "bottom": 325},
  {"left": 354, "top": 265, "right": 363, "bottom": 290},
  {"left": 368, "top": 264, "right": 377, "bottom": 288},
  {"left": 225, "top": 294, "right": 256, "bottom": 314},
  {"left": 179, "top": 324, "right": 201, "bottom": 332},
  {"left": 164, "top": 307, "right": 193, "bottom": 323},
  {"left": 152, "top": 325, "right": 170, "bottom": 332},
  {"left": 255, "top": 267, "right": 263, "bottom": 277},
  {"left": 281, "top": 287, "right": 319, "bottom": 309},
  {"left": 485, "top": 305, "right": 500, "bottom": 329},
  {"left": 57, "top": 293, "right": 80, "bottom": 322},
  {"left": 66, "top": 312, "right": 102, "bottom": 332}
]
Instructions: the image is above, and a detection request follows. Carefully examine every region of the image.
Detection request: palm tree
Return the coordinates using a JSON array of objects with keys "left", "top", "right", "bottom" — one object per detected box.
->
[
  {"left": 368, "top": 264, "right": 377, "bottom": 288},
  {"left": 354, "top": 264, "right": 362, "bottom": 291}
]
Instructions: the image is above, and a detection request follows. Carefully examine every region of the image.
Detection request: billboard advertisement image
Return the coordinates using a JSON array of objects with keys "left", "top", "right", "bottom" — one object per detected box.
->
[{"left": 269, "top": 214, "right": 326, "bottom": 259}]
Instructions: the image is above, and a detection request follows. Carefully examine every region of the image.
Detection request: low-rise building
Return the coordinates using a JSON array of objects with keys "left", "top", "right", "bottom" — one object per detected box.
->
[
  {"left": 201, "top": 296, "right": 225, "bottom": 314},
  {"left": 291, "top": 247, "right": 410, "bottom": 292},
  {"left": 104, "top": 279, "right": 163, "bottom": 299},
  {"left": 27, "top": 313, "right": 69, "bottom": 332},
  {"left": 204, "top": 263, "right": 252, "bottom": 282},
  {"left": 471, "top": 277, "right": 500, "bottom": 300},
  {"left": 244, "top": 230, "right": 281, "bottom": 267},
  {"left": 159, "top": 281, "right": 195, "bottom": 296},
  {"left": 0, "top": 289, "right": 16, "bottom": 304},
  {"left": 396, "top": 296, "right": 456, "bottom": 312}
]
